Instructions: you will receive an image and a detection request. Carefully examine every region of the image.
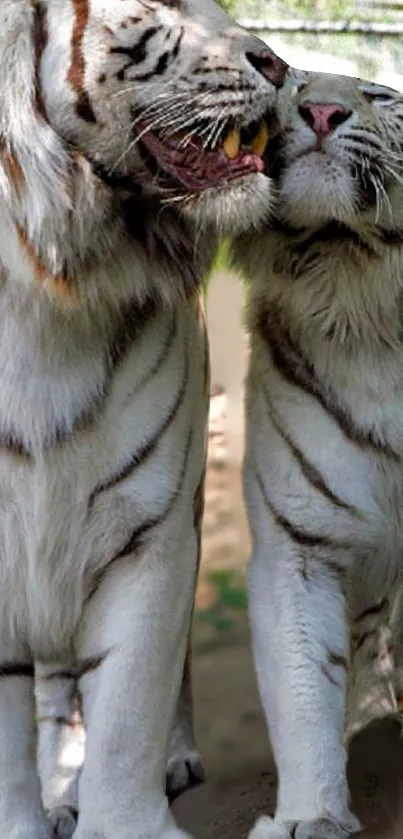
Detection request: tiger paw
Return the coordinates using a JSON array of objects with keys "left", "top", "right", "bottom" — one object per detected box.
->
[
  {"left": 166, "top": 749, "right": 205, "bottom": 803},
  {"left": 249, "top": 815, "right": 360, "bottom": 839},
  {"left": 48, "top": 805, "right": 78, "bottom": 839}
]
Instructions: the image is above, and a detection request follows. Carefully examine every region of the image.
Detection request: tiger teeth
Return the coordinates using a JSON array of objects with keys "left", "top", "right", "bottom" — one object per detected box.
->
[
  {"left": 221, "top": 123, "right": 269, "bottom": 159},
  {"left": 251, "top": 123, "right": 269, "bottom": 157},
  {"left": 222, "top": 130, "right": 241, "bottom": 160}
]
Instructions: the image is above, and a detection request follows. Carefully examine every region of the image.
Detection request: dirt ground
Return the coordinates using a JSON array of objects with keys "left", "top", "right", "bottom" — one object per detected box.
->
[
  {"left": 181, "top": 390, "right": 403, "bottom": 839},
  {"left": 192, "top": 388, "right": 266, "bottom": 783}
]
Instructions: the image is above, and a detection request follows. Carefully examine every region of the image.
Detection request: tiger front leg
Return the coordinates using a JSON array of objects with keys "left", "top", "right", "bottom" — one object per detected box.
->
[
  {"left": 247, "top": 522, "right": 360, "bottom": 839},
  {"left": 35, "top": 668, "right": 83, "bottom": 839},
  {"left": 0, "top": 649, "right": 52, "bottom": 838},
  {"left": 73, "top": 533, "right": 198, "bottom": 839}
]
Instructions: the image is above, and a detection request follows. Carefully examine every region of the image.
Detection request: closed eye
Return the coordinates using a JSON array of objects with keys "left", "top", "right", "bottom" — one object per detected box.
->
[
  {"left": 373, "top": 95, "right": 393, "bottom": 103},
  {"left": 361, "top": 89, "right": 395, "bottom": 105}
]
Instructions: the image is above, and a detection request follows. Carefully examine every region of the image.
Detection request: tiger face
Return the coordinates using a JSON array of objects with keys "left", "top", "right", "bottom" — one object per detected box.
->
[
  {"left": 269, "top": 70, "right": 403, "bottom": 230},
  {"left": 32, "top": 0, "right": 288, "bottom": 232}
]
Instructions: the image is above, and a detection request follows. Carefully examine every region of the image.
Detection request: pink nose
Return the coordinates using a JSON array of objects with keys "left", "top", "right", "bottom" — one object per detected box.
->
[{"left": 299, "top": 101, "right": 351, "bottom": 135}]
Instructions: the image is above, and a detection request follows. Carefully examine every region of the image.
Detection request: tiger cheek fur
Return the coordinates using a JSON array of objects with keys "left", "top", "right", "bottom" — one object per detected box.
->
[
  {"left": 232, "top": 70, "right": 403, "bottom": 839},
  {"left": 0, "top": 2, "right": 288, "bottom": 839}
]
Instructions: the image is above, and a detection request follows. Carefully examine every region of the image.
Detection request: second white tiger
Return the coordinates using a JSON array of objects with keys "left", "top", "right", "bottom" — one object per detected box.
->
[{"left": 233, "top": 71, "right": 403, "bottom": 839}]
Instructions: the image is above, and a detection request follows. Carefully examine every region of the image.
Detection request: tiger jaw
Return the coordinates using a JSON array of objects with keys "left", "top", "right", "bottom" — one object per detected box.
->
[
  {"left": 277, "top": 148, "right": 358, "bottom": 227},
  {"left": 137, "top": 117, "right": 274, "bottom": 192}
]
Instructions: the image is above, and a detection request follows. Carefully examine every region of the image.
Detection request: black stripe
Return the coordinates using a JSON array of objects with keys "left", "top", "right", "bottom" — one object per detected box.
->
[
  {"left": 273, "top": 219, "right": 377, "bottom": 262},
  {"left": 109, "top": 296, "right": 158, "bottom": 370},
  {"left": 135, "top": 52, "right": 170, "bottom": 82},
  {"left": 203, "top": 335, "right": 210, "bottom": 404},
  {"left": 41, "top": 653, "right": 108, "bottom": 682},
  {"left": 301, "top": 555, "right": 346, "bottom": 583},
  {"left": 193, "top": 467, "right": 206, "bottom": 531},
  {"left": 86, "top": 426, "right": 193, "bottom": 602},
  {"left": 115, "top": 425, "right": 193, "bottom": 560},
  {"left": 0, "top": 662, "right": 34, "bottom": 678},
  {"left": 0, "top": 298, "right": 158, "bottom": 459},
  {"left": 150, "top": 49, "right": 170, "bottom": 74},
  {"left": 327, "top": 649, "right": 348, "bottom": 670},
  {"left": 257, "top": 310, "right": 400, "bottom": 462},
  {"left": 42, "top": 669, "right": 76, "bottom": 681},
  {"left": 110, "top": 27, "right": 162, "bottom": 65},
  {"left": 261, "top": 383, "right": 360, "bottom": 516},
  {"left": 193, "top": 465, "right": 206, "bottom": 573},
  {"left": 0, "top": 431, "right": 32, "bottom": 460},
  {"left": 77, "top": 654, "right": 108, "bottom": 679},
  {"left": 137, "top": 27, "right": 184, "bottom": 80},
  {"left": 379, "top": 228, "right": 403, "bottom": 247},
  {"left": 321, "top": 663, "right": 345, "bottom": 686},
  {"left": 255, "top": 469, "right": 342, "bottom": 550},
  {"left": 0, "top": 386, "right": 109, "bottom": 458},
  {"left": 121, "top": 311, "right": 178, "bottom": 403},
  {"left": 352, "top": 630, "right": 372, "bottom": 652},
  {"left": 121, "top": 198, "right": 202, "bottom": 299},
  {"left": 320, "top": 647, "right": 348, "bottom": 686},
  {"left": 36, "top": 716, "right": 81, "bottom": 728},
  {"left": 90, "top": 159, "right": 143, "bottom": 194},
  {"left": 354, "top": 599, "right": 388, "bottom": 623},
  {"left": 171, "top": 28, "right": 184, "bottom": 60},
  {"left": 88, "top": 329, "right": 187, "bottom": 506}
]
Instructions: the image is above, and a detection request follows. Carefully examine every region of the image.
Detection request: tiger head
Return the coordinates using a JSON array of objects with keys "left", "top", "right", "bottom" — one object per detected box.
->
[
  {"left": 265, "top": 70, "right": 403, "bottom": 231},
  {"left": 0, "top": 0, "right": 289, "bottom": 303},
  {"left": 2, "top": 1, "right": 289, "bottom": 222}
]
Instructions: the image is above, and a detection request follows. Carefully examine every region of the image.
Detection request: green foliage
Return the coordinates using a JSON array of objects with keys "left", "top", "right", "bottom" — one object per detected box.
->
[
  {"left": 285, "top": 0, "right": 355, "bottom": 19},
  {"left": 216, "top": 0, "right": 358, "bottom": 22},
  {"left": 196, "top": 569, "right": 248, "bottom": 633},
  {"left": 216, "top": 0, "right": 238, "bottom": 13}
]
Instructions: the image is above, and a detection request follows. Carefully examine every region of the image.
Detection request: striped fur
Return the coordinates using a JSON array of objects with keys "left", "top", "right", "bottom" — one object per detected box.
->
[
  {"left": 0, "top": 3, "right": 286, "bottom": 838},
  {"left": 232, "top": 71, "right": 403, "bottom": 839}
]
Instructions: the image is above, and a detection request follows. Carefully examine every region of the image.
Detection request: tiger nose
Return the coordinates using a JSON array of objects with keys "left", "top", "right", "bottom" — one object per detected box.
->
[
  {"left": 245, "top": 49, "right": 289, "bottom": 89},
  {"left": 299, "top": 101, "right": 352, "bottom": 135}
]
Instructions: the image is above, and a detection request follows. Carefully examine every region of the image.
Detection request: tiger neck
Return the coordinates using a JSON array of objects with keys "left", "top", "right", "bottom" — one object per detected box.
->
[{"left": 250, "top": 222, "right": 403, "bottom": 358}]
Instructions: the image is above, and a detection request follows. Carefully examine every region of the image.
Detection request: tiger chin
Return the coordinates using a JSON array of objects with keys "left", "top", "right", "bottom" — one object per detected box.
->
[
  {"left": 232, "top": 71, "right": 403, "bottom": 839},
  {"left": 0, "top": 2, "right": 288, "bottom": 839}
]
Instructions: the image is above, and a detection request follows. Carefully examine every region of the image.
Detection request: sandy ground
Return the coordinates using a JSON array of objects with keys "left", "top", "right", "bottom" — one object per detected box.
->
[{"left": 181, "top": 388, "right": 403, "bottom": 838}]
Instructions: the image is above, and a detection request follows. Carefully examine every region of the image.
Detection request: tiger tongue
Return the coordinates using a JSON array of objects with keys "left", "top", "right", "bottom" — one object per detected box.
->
[
  {"left": 173, "top": 144, "right": 265, "bottom": 183},
  {"left": 172, "top": 144, "right": 233, "bottom": 178}
]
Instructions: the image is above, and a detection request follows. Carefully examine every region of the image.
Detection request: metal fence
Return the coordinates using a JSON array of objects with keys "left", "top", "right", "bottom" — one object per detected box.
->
[
  {"left": 237, "top": 1, "right": 403, "bottom": 36},
  {"left": 239, "top": 19, "right": 402, "bottom": 34}
]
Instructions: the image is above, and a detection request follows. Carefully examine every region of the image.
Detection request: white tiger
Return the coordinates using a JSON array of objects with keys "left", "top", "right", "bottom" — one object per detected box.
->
[
  {"left": 232, "top": 70, "right": 403, "bottom": 839},
  {"left": 0, "top": 2, "right": 288, "bottom": 838}
]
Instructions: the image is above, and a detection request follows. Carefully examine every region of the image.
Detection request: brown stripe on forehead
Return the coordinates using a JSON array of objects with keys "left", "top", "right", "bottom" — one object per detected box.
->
[
  {"left": 33, "top": 1, "right": 49, "bottom": 119},
  {"left": 68, "top": 0, "right": 97, "bottom": 123}
]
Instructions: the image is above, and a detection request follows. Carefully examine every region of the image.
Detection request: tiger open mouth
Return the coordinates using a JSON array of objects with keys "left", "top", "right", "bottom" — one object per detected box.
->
[{"left": 137, "top": 116, "right": 276, "bottom": 192}]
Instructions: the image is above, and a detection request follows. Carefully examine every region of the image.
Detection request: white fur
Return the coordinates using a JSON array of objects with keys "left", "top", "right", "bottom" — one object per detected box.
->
[
  {"left": 0, "top": 1, "right": 282, "bottom": 837},
  {"left": 233, "top": 71, "right": 403, "bottom": 839}
]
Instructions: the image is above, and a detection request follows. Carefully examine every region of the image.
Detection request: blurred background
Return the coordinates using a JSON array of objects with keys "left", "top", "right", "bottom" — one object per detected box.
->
[{"left": 191, "top": 0, "right": 403, "bottom": 796}]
